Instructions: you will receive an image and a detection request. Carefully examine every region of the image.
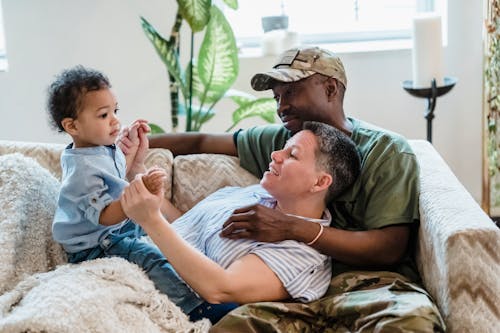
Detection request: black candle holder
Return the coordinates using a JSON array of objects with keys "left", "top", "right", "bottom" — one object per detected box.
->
[{"left": 402, "top": 76, "right": 457, "bottom": 143}]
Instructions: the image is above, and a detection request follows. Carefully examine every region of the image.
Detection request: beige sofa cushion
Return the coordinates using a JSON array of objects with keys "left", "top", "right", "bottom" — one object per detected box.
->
[
  {"left": 410, "top": 140, "right": 500, "bottom": 333},
  {"left": 0, "top": 141, "right": 66, "bottom": 179},
  {"left": 172, "top": 154, "right": 259, "bottom": 212},
  {"left": 0, "top": 140, "right": 174, "bottom": 199}
]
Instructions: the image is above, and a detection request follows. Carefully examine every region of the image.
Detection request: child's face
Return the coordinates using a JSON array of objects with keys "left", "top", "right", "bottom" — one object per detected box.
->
[{"left": 72, "top": 88, "right": 120, "bottom": 148}]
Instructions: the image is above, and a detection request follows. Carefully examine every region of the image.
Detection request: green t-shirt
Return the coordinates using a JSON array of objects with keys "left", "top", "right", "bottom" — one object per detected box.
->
[{"left": 236, "top": 118, "right": 420, "bottom": 281}]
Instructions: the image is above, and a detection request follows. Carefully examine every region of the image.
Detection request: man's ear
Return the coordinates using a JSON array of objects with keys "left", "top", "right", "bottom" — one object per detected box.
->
[
  {"left": 312, "top": 172, "right": 333, "bottom": 193},
  {"left": 61, "top": 118, "right": 78, "bottom": 136},
  {"left": 325, "top": 77, "right": 339, "bottom": 100}
]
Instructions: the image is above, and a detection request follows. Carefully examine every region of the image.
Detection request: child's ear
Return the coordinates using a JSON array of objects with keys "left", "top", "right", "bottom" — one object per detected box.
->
[{"left": 61, "top": 118, "right": 78, "bottom": 135}]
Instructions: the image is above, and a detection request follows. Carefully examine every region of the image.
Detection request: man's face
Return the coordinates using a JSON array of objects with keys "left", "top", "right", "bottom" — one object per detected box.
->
[{"left": 271, "top": 74, "right": 330, "bottom": 134}]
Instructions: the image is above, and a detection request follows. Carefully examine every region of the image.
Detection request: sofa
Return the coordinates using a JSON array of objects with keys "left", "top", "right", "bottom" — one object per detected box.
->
[{"left": 0, "top": 139, "right": 498, "bottom": 333}]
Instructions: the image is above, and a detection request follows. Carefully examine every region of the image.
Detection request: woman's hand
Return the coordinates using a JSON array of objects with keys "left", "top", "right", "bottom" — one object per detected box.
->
[{"left": 121, "top": 174, "right": 163, "bottom": 226}]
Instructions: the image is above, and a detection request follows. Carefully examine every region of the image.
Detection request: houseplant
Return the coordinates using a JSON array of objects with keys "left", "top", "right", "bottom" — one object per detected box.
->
[{"left": 141, "top": 0, "right": 276, "bottom": 133}]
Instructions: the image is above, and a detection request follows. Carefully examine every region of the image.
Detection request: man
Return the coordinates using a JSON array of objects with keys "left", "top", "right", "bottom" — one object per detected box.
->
[{"left": 121, "top": 47, "right": 445, "bottom": 332}]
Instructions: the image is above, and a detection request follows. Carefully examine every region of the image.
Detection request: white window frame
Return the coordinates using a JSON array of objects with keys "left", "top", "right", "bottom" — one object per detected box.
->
[
  {"left": 223, "top": 0, "right": 446, "bottom": 55},
  {"left": 0, "top": 1, "right": 7, "bottom": 71}
]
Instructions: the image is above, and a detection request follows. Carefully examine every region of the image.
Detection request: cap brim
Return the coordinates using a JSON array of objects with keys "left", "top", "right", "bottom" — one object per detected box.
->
[{"left": 251, "top": 69, "right": 316, "bottom": 91}]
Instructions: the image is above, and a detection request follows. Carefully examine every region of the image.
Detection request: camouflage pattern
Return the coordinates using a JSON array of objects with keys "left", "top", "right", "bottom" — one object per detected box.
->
[
  {"left": 251, "top": 47, "right": 347, "bottom": 91},
  {"left": 210, "top": 271, "right": 445, "bottom": 333}
]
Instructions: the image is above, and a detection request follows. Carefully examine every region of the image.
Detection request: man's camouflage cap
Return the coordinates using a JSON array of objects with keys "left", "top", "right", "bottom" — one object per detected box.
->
[{"left": 251, "top": 47, "right": 347, "bottom": 91}]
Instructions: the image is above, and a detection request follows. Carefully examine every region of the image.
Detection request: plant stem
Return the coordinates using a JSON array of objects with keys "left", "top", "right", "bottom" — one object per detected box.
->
[
  {"left": 186, "top": 30, "right": 195, "bottom": 132},
  {"left": 225, "top": 122, "right": 238, "bottom": 132},
  {"left": 168, "top": 11, "right": 183, "bottom": 132}
]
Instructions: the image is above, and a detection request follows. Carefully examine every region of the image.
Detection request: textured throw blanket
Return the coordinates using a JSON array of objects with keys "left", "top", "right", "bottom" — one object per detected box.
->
[
  {"left": 0, "top": 258, "right": 210, "bottom": 333},
  {"left": 0, "top": 153, "right": 210, "bottom": 332}
]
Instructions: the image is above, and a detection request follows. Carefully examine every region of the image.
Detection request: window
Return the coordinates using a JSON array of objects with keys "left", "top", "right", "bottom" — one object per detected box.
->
[
  {"left": 224, "top": 0, "right": 445, "bottom": 51},
  {"left": 0, "top": 1, "right": 7, "bottom": 71}
]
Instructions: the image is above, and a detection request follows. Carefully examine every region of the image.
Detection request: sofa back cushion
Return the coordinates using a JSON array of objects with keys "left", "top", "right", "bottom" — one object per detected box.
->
[
  {"left": 0, "top": 141, "right": 174, "bottom": 200},
  {"left": 0, "top": 140, "right": 66, "bottom": 179},
  {"left": 172, "top": 154, "right": 259, "bottom": 212}
]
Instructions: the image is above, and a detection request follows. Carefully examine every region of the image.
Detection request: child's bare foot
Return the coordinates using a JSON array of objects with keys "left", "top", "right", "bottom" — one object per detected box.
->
[{"left": 142, "top": 167, "right": 167, "bottom": 195}]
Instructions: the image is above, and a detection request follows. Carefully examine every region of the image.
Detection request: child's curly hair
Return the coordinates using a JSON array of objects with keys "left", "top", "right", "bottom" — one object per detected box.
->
[{"left": 47, "top": 65, "right": 111, "bottom": 132}]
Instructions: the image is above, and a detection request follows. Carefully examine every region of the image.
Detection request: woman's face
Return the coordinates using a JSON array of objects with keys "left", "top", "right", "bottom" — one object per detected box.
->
[{"left": 260, "top": 130, "right": 321, "bottom": 200}]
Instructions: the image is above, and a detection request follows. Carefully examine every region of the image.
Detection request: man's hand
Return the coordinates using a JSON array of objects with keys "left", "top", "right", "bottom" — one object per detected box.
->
[{"left": 220, "top": 204, "right": 293, "bottom": 242}]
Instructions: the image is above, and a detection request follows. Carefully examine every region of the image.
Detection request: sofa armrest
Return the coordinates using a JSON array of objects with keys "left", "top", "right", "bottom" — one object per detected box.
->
[{"left": 410, "top": 140, "right": 500, "bottom": 333}]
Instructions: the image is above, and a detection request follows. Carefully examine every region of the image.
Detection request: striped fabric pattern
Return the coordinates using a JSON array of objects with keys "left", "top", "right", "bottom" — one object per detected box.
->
[{"left": 172, "top": 184, "right": 332, "bottom": 302}]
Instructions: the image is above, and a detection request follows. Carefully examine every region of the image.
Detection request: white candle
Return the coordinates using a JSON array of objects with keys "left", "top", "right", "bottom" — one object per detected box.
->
[{"left": 412, "top": 13, "right": 444, "bottom": 88}]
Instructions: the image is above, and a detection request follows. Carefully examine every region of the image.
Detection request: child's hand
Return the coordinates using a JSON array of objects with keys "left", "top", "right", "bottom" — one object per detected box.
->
[
  {"left": 117, "top": 119, "right": 150, "bottom": 179},
  {"left": 121, "top": 173, "right": 163, "bottom": 225},
  {"left": 142, "top": 167, "right": 167, "bottom": 195}
]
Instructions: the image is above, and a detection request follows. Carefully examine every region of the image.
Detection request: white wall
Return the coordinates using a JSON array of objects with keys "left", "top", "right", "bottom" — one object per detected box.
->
[{"left": 0, "top": 0, "right": 484, "bottom": 202}]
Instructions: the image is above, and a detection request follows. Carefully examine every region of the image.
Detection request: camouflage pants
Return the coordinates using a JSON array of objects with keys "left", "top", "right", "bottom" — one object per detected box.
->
[{"left": 210, "top": 271, "right": 445, "bottom": 333}]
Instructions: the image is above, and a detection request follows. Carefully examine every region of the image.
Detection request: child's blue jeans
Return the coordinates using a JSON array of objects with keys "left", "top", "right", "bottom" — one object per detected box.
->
[{"left": 67, "top": 222, "right": 204, "bottom": 315}]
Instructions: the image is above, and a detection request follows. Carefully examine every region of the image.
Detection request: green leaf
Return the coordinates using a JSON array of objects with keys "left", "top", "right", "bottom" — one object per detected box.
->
[
  {"left": 197, "top": 5, "right": 238, "bottom": 104},
  {"left": 232, "top": 98, "right": 277, "bottom": 124},
  {"left": 185, "top": 60, "right": 220, "bottom": 103},
  {"left": 177, "top": 0, "right": 211, "bottom": 32},
  {"left": 225, "top": 89, "right": 257, "bottom": 107},
  {"left": 191, "top": 105, "right": 216, "bottom": 131},
  {"left": 140, "top": 17, "right": 187, "bottom": 98},
  {"left": 222, "top": 0, "right": 238, "bottom": 10},
  {"left": 149, "top": 123, "right": 166, "bottom": 134}
]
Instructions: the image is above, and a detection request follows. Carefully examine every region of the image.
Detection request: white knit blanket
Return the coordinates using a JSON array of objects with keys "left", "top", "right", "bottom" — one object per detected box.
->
[
  {"left": 0, "top": 258, "right": 210, "bottom": 333},
  {"left": 0, "top": 153, "right": 210, "bottom": 332}
]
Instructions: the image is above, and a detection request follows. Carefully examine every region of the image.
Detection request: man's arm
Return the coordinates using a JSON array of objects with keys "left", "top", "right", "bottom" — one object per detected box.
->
[
  {"left": 148, "top": 132, "right": 237, "bottom": 156},
  {"left": 221, "top": 204, "right": 409, "bottom": 267}
]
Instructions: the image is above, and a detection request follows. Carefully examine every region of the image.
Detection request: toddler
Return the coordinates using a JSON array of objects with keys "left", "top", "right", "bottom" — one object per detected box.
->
[{"left": 47, "top": 65, "right": 203, "bottom": 314}]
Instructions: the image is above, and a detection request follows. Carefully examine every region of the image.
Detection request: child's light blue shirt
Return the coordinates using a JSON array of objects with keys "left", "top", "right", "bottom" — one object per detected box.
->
[{"left": 52, "top": 144, "right": 129, "bottom": 253}]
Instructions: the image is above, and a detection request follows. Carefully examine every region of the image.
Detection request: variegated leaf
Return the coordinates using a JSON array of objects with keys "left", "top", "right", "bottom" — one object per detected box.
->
[
  {"left": 140, "top": 17, "right": 187, "bottom": 98},
  {"left": 222, "top": 0, "right": 238, "bottom": 10},
  {"left": 185, "top": 60, "right": 222, "bottom": 103},
  {"left": 198, "top": 5, "right": 238, "bottom": 105},
  {"left": 178, "top": 0, "right": 211, "bottom": 32},
  {"left": 225, "top": 89, "right": 257, "bottom": 107},
  {"left": 232, "top": 98, "right": 277, "bottom": 124}
]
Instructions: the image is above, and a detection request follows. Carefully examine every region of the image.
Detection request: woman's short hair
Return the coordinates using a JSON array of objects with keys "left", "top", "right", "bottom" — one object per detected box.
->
[{"left": 303, "top": 121, "right": 361, "bottom": 202}]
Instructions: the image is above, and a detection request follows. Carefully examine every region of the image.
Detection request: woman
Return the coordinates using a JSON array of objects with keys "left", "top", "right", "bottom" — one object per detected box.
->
[{"left": 121, "top": 121, "right": 360, "bottom": 323}]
